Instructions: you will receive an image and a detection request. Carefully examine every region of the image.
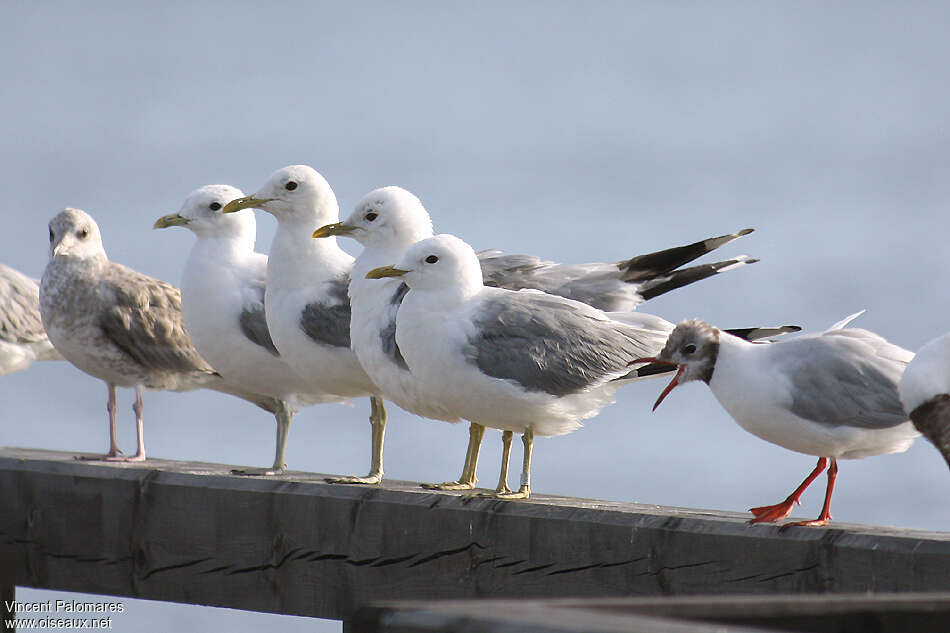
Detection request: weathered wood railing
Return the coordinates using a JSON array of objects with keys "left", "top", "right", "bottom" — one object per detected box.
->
[{"left": 2, "top": 447, "right": 949, "bottom": 631}]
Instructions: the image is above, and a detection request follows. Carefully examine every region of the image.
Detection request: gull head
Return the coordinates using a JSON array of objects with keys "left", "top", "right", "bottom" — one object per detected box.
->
[
  {"left": 366, "top": 234, "right": 482, "bottom": 294},
  {"left": 313, "top": 186, "right": 434, "bottom": 250},
  {"left": 48, "top": 208, "right": 106, "bottom": 261},
  {"left": 222, "top": 164, "right": 338, "bottom": 227},
  {"left": 154, "top": 185, "right": 255, "bottom": 243},
  {"left": 644, "top": 320, "right": 721, "bottom": 411}
]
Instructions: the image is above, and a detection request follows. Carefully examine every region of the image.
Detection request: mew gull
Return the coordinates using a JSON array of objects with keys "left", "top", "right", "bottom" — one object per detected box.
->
[
  {"left": 365, "top": 233, "right": 692, "bottom": 499},
  {"left": 0, "top": 263, "right": 61, "bottom": 375},
  {"left": 314, "top": 185, "right": 759, "bottom": 491},
  {"left": 40, "top": 208, "right": 277, "bottom": 462},
  {"left": 638, "top": 317, "right": 920, "bottom": 527},
  {"left": 154, "top": 184, "right": 334, "bottom": 474},
  {"left": 899, "top": 332, "right": 950, "bottom": 470},
  {"left": 221, "top": 165, "right": 386, "bottom": 484}
]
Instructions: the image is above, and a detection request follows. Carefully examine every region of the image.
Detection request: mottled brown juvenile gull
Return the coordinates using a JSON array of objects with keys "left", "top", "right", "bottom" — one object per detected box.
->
[
  {"left": 313, "top": 185, "right": 759, "bottom": 491},
  {"left": 154, "top": 185, "right": 335, "bottom": 474},
  {"left": 0, "top": 263, "right": 62, "bottom": 375},
  {"left": 40, "top": 208, "right": 277, "bottom": 462}
]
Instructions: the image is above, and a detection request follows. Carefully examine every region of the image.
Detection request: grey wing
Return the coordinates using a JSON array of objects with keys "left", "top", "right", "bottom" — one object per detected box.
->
[
  {"left": 784, "top": 330, "right": 911, "bottom": 429},
  {"left": 0, "top": 264, "right": 47, "bottom": 344},
  {"left": 380, "top": 282, "right": 410, "bottom": 370},
  {"left": 477, "top": 251, "right": 632, "bottom": 312},
  {"left": 467, "top": 292, "right": 658, "bottom": 397},
  {"left": 97, "top": 263, "right": 215, "bottom": 374},
  {"left": 299, "top": 274, "right": 352, "bottom": 349},
  {"left": 238, "top": 278, "right": 280, "bottom": 356}
]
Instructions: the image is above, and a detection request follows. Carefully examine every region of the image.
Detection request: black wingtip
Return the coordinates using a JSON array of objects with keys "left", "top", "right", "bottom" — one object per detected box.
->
[{"left": 737, "top": 228, "right": 755, "bottom": 236}]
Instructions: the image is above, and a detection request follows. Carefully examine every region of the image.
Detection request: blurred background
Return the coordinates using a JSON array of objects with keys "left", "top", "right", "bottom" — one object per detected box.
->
[{"left": 3, "top": 2, "right": 949, "bottom": 631}]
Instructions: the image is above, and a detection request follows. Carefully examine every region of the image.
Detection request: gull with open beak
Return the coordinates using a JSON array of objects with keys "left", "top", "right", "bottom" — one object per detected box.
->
[
  {"left": 899, "top": 332, "right": 950, "bottom": 471},
  {"left": 637, "top": 315, "right": 920, "bottom": 527},
  {"left": 221, "top": 165, "right": 387, "bottom": 484}
]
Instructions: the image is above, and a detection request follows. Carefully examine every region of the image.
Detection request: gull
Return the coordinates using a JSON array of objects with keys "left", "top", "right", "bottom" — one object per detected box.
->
[
  {"left": 0, "top": 263, "right": 62, "bottom": 375},
  {"left": 639, "top": 316, "right": 920, "bottom": 527},
  {"left": 313, "top": 185, "right": 759, "bottom": 491},
  {"left": 40, "top": 208, "right": 277, "bottom": 462},
  {"left": 899, "top": 332, "right": 950, "bottom": 470},
  {"left": 221, "top": 165, "right": 386, "bottom": 484},
  {"left": 154, "top": 184, "right": 335, "bottom": 474},
  {"left": 364, "top": 233, "right": 745, "bottom": 499}
]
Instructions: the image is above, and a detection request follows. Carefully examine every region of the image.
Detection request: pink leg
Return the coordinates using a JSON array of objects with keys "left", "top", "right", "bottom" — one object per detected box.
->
[
  {"left": 75, "top": 383, "right": 124, "bottom": 461},
  {"left": 103, "top": 384, "right": 147, "bottom": 462},
  {"left": 783, "top": 458, "right": 838, "bottom": 528},
  {"left": 748, "top": 457, "right": 827, "bottom": 524}
]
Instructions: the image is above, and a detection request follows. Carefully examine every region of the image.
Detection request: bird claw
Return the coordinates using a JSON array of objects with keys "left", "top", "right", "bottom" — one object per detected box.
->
[
  {"left": 231, "top": 467, "right": 284, "bottom": 477},
  {"left": 420, "top": 480, "right": 476, "bottom": 491},
  {"left": 748, "top": 500, "right": 796, "bottom": 524},
  {"left": 326, "top": 473, "right": 383, "bottom": 485}
]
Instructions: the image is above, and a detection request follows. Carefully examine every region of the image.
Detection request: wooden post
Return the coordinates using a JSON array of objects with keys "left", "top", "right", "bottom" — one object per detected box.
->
[{"left": 1, "top": 583, "right": 14, "bottom": 632}]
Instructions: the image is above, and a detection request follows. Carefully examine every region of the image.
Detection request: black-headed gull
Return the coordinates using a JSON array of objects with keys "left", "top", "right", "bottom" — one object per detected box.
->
[
  {"left": 900, "top": 332, "right": 950, "bottom": 470},
  {"left": 639, "top": 316, "right": 919, "bottom": 527}
]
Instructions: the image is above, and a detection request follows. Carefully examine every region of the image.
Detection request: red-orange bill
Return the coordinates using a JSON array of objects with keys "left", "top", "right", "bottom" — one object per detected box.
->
[{"left": 652, "top": 365, "right": 685, "bottom": 411}]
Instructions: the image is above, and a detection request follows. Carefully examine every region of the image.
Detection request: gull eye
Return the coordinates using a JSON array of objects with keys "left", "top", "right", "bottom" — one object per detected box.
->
[
  {"left": 425, "top": 255, "right": 439, "bottom": 264},
  {"left": 209, "top": 202, "right": 222, "bottom": 211},
  {"left": 48, "top": 227, "right": 54, "bottom": 242},
  {"left": 78, "top": 227, "right": 89, "bottom": 239},
  {"left": 285, "top": 181, "right": 298, "bottom": 191},
  {"left": 365, "top": 211, "right": 378, "bottom": 222},
  {"left": 683, "top": 343, "right": 697, "bottom": 355}
]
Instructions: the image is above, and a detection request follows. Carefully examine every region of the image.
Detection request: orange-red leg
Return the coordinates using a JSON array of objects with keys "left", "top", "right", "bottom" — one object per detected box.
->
[
  {"left": 748, "top": 457, "right": 827, "bottom": 524},
  {"left": 783, "top": 458, "right": 838, "bottom": 528}
]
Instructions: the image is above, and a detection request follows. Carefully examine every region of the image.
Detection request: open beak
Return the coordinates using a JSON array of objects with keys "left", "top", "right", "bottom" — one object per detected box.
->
[
  {"left": 221, "top": 195, "right": 272, "bottom": 214},
  {"left": 651, "top": 365, "right": 685, "bottom": 411},
  {"left": 365, "top": 265, "right": 410, "bottom": 279},
  {"left": 153, "top": 213, "right": 190, "bottom": 229},
  {"left": 313, "top": 222, "right": 358, "bottom": 239}
]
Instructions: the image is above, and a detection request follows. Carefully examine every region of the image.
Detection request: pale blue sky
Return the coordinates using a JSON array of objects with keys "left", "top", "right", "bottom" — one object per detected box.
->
[{"left": 3, "top": 3, "right": 950, "bottom": 631}]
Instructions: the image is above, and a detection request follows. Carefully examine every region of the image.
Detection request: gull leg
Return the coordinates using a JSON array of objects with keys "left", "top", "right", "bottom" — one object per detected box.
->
[
  {"left": 76, "top": 383, "right": 124, "bottom": 461},
  {"left": 422, "top": 423, "right": 485, "bottom": 490},
  {"left": 749, "top": 457, "right": 827, "bottom": 524},
  {"left": 783, "top": 458, "right": 838, "bottom": 528},
  {"left": 104, "top": 385, "right": 148, "bottom": 462},
  {"left": 232, "top": 399, "right": 296, "bottom": 476},
  {"left": 494, "top": 428, "right": 533, "bottom": 500},
  {"left": 473, "top": 431, "right": 513, "bottom": 497},
  {"left": 327, "top": 396, "right": 387, "bottom": 485}
]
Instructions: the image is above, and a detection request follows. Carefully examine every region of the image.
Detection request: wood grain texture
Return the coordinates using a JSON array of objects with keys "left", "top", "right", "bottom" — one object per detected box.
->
[{"left": 1, "top": 447, "right": 949, "bottom": 621}]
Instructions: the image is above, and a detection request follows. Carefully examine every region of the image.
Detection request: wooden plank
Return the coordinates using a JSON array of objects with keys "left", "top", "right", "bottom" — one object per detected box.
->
[
  {"left": 350, "top": 594, "right": 950, "bottom": 633},
  {"left": 2, "top": 447, "right": 950, "bottom": 622},
  {"left": 347, "top": 602, "right": 777, "bottom": 633}
]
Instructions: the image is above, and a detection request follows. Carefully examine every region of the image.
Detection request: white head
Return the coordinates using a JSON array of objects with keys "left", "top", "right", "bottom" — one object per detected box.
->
[
  {"left": 153, "top": 184, "right": 255, "bottom": 246},
  {"left": 221, "top": 164, "right": 339, "bottom": 227},
  {"left": 365, "top": 234, "right": 483, "bottom": 295},
  {"left": 312, "top": 186, "right": 434, "bottom": 251},
  {"left": 48, "top": 208, "right": 107, "bottom": 261}
]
